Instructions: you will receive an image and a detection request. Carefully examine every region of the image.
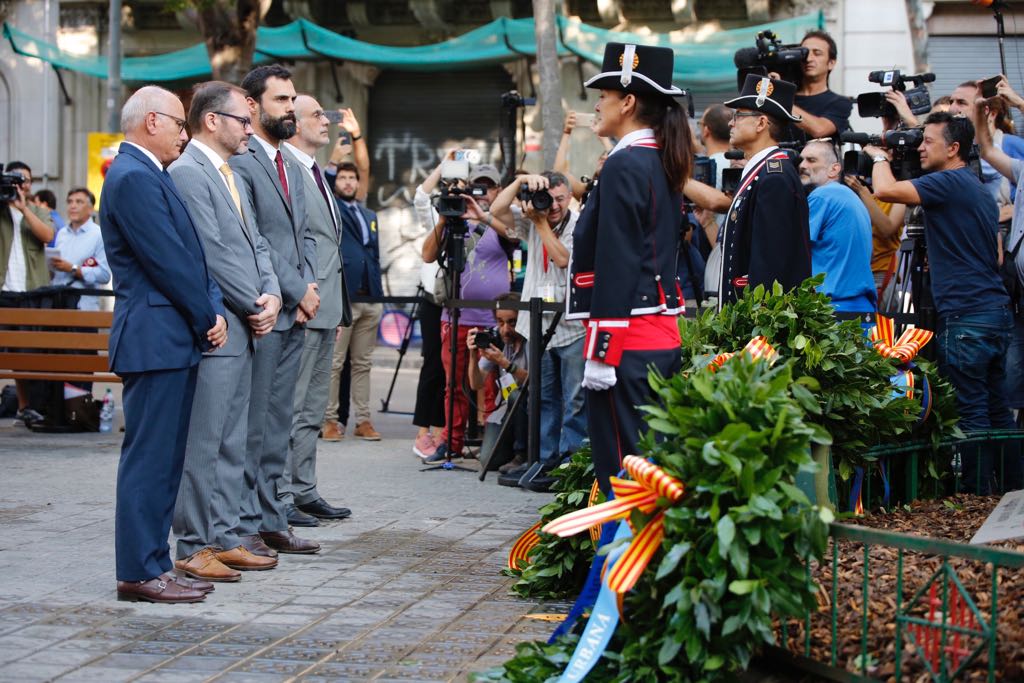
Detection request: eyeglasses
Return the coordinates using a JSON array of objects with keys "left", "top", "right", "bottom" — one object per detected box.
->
[
  {"left": 730, "top": 111, "right": 763, "bottom": 123},
  {"left": 214, "top": 111, "right": 253, "bottom": 128},
  {"left": 153, "top": 111, "right": 187, "bottom": 134}
]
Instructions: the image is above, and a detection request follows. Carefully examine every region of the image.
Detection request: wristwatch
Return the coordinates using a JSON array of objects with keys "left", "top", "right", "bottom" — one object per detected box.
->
[
  {"left": 872, "top": 155, "right": 889, "bottom": 164},
  {"left": 71, "top": 264, "right": 79, "bottom": 277}
]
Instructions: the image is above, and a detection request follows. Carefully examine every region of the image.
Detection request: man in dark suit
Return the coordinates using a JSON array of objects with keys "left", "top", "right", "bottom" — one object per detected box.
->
[
  {"left": 717, "top": 75, "right": 811, "bottom": 308},
  {"left": 101, "top": 85, "right": 227, "bottom": 603},
  {"left": 169, "top": 81, "right": 282, "bottom": 582},
  {"left": 229, "top": 65, "right": 321, "bottom": 554},
  {"left": 281, "top": 94, "right": 352, "bottom": 523}
]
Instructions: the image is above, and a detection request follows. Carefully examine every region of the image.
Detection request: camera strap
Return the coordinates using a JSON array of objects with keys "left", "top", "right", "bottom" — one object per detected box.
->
[{"left": 542, "top": 212, "right": 573, "bottom": 274}]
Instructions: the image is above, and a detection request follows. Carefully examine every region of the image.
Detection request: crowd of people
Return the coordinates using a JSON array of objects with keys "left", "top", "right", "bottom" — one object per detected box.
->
[{"left": 7, "top": 29, "right": 1024, "bottom": 603}]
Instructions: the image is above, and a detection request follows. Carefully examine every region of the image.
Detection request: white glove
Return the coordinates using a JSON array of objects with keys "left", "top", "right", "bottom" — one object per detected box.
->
[{"left": 582, "top": 359, "right": 617, "bottom": 391}]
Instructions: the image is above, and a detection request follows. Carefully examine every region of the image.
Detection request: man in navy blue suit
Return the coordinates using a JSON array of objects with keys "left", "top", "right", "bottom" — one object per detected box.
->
[{"left": 100, "top": 86, "right": 228, "bottom": 604}]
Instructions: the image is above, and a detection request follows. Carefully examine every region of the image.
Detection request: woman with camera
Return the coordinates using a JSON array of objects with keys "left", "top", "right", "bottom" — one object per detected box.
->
[{"left": 566, "top": 42, "right": 692, "bottom": 493}]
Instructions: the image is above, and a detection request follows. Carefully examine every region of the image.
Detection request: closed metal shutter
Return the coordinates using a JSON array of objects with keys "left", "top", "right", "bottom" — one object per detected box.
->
[
  {"left": 367, "top": 67, "right": 514, "bottom": 294},
  {"left": 928, "top": 35, "right": 1024, "bottom": 128}
]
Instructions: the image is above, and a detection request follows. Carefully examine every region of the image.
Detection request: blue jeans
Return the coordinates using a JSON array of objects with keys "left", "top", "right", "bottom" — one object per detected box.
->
[
  {"left": 937, "top": 307, "right": 1019, "bottom": 493},
  {"left": 1002, "top": 311, "right": 1024, "bottom": 411},
  {"left": 540, "top": 337, "right": 587, "bottom": 465}
]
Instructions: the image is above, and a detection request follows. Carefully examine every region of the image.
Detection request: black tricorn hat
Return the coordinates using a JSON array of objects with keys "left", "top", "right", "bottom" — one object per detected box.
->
[
  {"left": 584, "top": 42, "right": 682, "bottom": 97},
  {"left": 725, "top": 74, "right": 801, "bottom": 123}
]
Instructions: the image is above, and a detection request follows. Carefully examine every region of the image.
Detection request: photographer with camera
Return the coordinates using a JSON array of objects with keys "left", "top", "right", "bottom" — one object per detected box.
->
[
  {"left": 466, "top": 292, "right": 529, "bottom": 474},
  {"left": 787, "top": 31, "right": 852, "bottom": 143},
  {"left": 718, "top": 75, "right": 811, "bottom": 308},
  {"left": 798, "top": 140, "right": 876, "bottom": 314},
  {"left": 867, "top": 112, "right": 1015, "bottom": 494},
  {"left": 489, "top": 170, "right": 585, "bottom": 491},
  {"left": 420, "top": 162, "right": 514, "bottom": 464},
  {"left": 976, "top": 83, "right": 1024, "bottom": 487}
]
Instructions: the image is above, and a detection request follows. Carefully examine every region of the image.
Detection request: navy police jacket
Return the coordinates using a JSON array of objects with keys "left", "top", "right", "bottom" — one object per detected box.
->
[
  {"left": 567, "top": 131, "right": 684, "bottom": 365},
  {"left": 717, "top": 147, "right": 811, "bottom": 307}
]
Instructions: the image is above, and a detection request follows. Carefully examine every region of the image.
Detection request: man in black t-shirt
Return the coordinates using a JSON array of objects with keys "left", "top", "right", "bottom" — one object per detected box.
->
[
  {"left": 776, "top": 30, "right": 852, "bottom": 145},
  {"left": 867, "top": 112, "right": 1018, "bottom": 495}
]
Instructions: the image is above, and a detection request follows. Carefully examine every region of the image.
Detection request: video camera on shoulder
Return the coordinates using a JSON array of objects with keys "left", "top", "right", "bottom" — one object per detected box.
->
[
  {"left": 692, "top": 155, "right": 716, "bottom": 187},
  {"left": 0, "top": 166, "right": 26, "bottom": 202},
  {"left": 733, "top": 30, "right": 808, "bottom": 90},
  {"left": 841, "top": 128, "right": 925, "bottom": 181},
  {"left": 474, "top": 327, "right": 504, "bottom": 352},
  {"left": 857, "top": 70, "right": 935, "bottom": 119}
]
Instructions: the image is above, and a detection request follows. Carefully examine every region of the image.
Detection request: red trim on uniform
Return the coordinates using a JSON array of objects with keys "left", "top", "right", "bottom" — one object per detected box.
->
[
  {"left": 585, "top": 318, "right": 630, "bottom": 366},
  {"left": 732, "top": 276, "right": 749, "bottom": 288},
  {"left": 621, "top": 315, "right": 680, "bottom": 352},
  {"left": 574, "top": 271, "right": 595, "bottom": 288}
]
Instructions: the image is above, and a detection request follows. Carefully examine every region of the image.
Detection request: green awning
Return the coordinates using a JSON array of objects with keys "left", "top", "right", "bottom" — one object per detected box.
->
[{"left": 3, "top": 11, "right": 823, "bottom": 91}]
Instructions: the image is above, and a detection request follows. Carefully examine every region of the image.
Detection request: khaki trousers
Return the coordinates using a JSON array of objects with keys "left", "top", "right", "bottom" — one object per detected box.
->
[{"left": 325, "top": 301, "right": 383, "bottom": 426}]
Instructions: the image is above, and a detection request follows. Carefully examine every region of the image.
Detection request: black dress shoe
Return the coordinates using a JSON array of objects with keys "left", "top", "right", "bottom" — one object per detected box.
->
[
  {"left": 497, "top": 463, "right": 529, "bottom": 488},
  {"left": 260, "top": 529, "right": 321, "bottom": 554},
  {"left": 297, "top": 498, "right": 352, "bottom": 520},
  {"left": 286, "top": 504, "right": 319, "bottom": 527}
]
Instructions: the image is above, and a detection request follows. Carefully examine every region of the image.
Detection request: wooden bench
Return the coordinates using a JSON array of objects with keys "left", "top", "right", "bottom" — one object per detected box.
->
[{"left": 0, "top": 308, "right": 118, "bottom": 384}]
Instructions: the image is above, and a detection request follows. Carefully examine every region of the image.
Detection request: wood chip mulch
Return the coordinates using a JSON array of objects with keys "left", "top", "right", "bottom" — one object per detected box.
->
[{"left": 775, "top": 495, "right": 1024, "bottom": 682}]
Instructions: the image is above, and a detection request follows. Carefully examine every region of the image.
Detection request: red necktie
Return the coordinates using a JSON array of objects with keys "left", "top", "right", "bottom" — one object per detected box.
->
[{"left": 274, "top": 150, "right": 290, "bottom": 204}]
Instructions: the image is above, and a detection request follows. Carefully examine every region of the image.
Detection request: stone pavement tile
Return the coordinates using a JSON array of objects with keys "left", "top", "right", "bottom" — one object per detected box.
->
[
  {"left": 159, "top": 654, "right": 241, "bottom": 672},
  {"left": 0, "top": 635, "right": 58, "bottom": 658},
  {"left": 217, "top": 673, "right": 291, "bottom": 683},
  {"left": 55, "top": 666, "right": 149, "bottom": 682},
  {"left": 188, "top": 642, "right": 262, "bottom": 658},
  {"left": 299, "top": 660, "right": 386, "bottom": 680},
  {"left": 0, "top": 661, "right": 79, "bottom": 681},
  {"left": 16, "top": 647, "right": 104, "bottom": 669},
  {"left": 134, "top": 671, "right": 210, "bottom": 683},
  {"left": 375, "top": 667, "right": 456, "bottom": 682},
  {"left": 233, "top": 657, "right": 314, "bottom": 676},
  {"left": 88, "top": 652, "right": 170, "bottom": 669}
]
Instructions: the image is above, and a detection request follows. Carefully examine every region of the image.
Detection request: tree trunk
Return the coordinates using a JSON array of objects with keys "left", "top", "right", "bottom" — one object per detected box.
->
[
  {"left": 904, "top": 0, "right": 930, "bottom": 74},
  {"left": 196, "top": 0, "right": 262, "bottom": 84},
  {"left": 533, "top": 0, "right": 562, "bottom": 171}
]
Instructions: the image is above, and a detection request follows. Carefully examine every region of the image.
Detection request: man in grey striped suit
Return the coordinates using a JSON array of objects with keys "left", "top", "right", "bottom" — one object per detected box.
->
[
  {"left": 169, "top": 81, "right": 282, "bottom": 581},
  {"left": 281, "top": 95, "right": 353, "bottom": 523}
]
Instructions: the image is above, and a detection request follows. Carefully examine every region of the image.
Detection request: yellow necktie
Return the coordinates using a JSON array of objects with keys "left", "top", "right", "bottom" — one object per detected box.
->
[{"left": 220, "top": 163, "right": 244, "bottom": 220}]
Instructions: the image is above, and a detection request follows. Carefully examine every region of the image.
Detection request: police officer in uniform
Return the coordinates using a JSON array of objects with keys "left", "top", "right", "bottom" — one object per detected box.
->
[
  {"left": 718, "top": 74, "right": 811, "bottom": 308},
  {"left": 567, "top": 42, "right": 693, "bottom": 493}
]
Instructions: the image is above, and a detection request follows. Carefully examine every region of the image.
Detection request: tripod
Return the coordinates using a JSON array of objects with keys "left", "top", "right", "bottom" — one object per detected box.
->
[
  {"left": 884, "top": 207, "right": 937, "bottom": 342},
  {"left": 422, "top": 216, "right": 474, "bottom": 473},
  {"left": 379, "top": 284, "right": 424, "bottom": 415}
]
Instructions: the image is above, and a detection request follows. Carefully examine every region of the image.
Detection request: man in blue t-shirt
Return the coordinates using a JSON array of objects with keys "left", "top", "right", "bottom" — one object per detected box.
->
[
  {"left": 798, "top": 140, "right": 876, "bottom": 313},
  {"left": 868, "top": 112, "right": 1015, "bottom": 494}
]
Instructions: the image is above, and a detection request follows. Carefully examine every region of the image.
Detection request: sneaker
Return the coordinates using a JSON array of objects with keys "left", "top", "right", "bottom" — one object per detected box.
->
[
  {"left": 498, "top": 453, "right": 526, "bottom": 474},
  {"left": 497, "top": 463, "right": 530, "bottom": 488},
  {"left": 424, "top": 444, "right": 449, "bottom": 464},
  {"left": 413, "top": 433, "right": 437, "bottom": 459},
  {"left": 354, "top": 421, "right": 381, "bottom": 441},
  {"left": 14, "top": 407, "right": 44, "bottom": 426}
]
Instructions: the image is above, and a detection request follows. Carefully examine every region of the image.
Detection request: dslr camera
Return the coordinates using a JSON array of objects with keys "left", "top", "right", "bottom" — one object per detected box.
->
[
  {"left": 473, "top": 327, "right": 504, "bottom": 352},
  {"left": 733, "top": 30, "right": 808, "bottom": 89},
  {"left": 0, "top": 167, "right": 26, "bottom": 203},
  {"left": 433, "top": 181, "right": 488, "bottom": 220},
  {"left": 857, "top": 70, "right": 935, "bottom": 119},
  {"left": 517, "top": 184, "right": 553, "bottom": 211},
  {"left": 841, "top": 128, "right": 925, "bottom": 181}
]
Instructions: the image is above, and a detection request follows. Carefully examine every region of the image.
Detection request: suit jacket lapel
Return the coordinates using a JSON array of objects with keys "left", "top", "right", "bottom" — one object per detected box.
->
[
  {"left": 189, "top": 146, "right": 254, "bottom": 248},
  {"left": 250, "top": 147, "right": 291, "bottom": 216}
]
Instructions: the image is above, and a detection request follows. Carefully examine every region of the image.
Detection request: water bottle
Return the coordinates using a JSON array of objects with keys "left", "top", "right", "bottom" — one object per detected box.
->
[{"left": 99, "top": 388, "right": 114, "bottom": 433}]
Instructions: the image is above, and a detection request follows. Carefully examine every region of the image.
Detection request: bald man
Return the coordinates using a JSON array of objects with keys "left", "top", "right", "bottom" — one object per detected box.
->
[{"left": 100, "top": 86, "right": 227, "bottom": 604}]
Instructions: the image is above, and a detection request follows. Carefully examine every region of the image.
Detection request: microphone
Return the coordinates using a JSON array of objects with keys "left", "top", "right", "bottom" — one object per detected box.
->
[
  {"left": 733, "top": 47, "right": 760, "bottom": 69},
  {"left": 919, "top": 73, "right": 936, "bottom": 83}
]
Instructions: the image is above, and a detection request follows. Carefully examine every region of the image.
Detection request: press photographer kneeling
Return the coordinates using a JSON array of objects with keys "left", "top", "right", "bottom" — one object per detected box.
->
[{"left": 866, "top": 112, "right": 1016, "bottom": 495}]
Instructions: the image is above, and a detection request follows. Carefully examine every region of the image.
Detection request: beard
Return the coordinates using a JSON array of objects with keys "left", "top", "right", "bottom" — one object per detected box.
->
[
  {"left": 261, "top": 110, "right": 297, "bottom": 141},
  {"left": 336, "top": 188, "right": 357, "bottom": 201}
]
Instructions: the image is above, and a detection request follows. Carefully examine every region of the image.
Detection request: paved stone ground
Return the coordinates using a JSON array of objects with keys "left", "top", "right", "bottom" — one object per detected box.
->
[{"left": 0, "top": 357, "right": 563, "bottom": 682}]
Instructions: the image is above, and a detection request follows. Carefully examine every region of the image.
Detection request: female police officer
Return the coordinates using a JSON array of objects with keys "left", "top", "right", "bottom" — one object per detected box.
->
[{"left": 566, "top": 42, "right": 692, "bottom": 493}]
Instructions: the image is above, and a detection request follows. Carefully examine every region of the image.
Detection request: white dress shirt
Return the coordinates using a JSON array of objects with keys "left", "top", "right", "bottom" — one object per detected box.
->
[{"left": 51, "top": 218, "right": 110, "bottom": 310}]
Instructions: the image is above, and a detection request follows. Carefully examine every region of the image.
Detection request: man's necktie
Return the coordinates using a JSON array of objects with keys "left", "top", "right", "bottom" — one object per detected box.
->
[
  {"left": 274, "top": 149, "right": 290, "bottom": 204},
  {"left": 219, "top": 163, "right": 245, "bottom": 220},
  {"left": 311, "top": 161, "right": 338, "bottom": 237}
]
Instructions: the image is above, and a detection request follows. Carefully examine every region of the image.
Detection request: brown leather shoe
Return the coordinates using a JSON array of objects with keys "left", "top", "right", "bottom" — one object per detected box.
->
[
  {"left": 320, "top": 419, "right": 344, "bottom": 441},
  {"left": 169, "top": 570, "right": 215, "bottom": 593},
  {"left": 354, "top": 420, "right": 381, "bottom": 441},
  {"left": 174, "top": 547, "right": 241, "bottom": 582},
  {"left": 260, "top": 529, "right": 321, "bottom": 554},
  {"left": 215, "top": 545, "right": 278, "bottom": 571},
  {"left": 239, "top": 533, "right": 278, "bottom": 559},
  {"left": 117, "top": 573, "right": 206, "bottom": 603}
]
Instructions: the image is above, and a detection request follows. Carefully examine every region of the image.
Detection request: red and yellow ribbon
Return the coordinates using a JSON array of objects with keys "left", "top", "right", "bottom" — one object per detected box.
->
[
  {"left": 507, "top": 521, "right": 543, "bottom": 570},
  {"left": 543, "top": 456, "right": 685, "bottom": 595},
  {"left": 869, "top": 315, "right": 933, "bottom": 363},
  {"left": 708, "top": 336, "right": 778, "bottom": 371}
]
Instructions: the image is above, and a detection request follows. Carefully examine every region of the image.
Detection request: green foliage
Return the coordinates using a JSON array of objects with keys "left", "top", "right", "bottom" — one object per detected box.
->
[
  {"left": 679, "top": 277, "right": 961, "bottom": 480},
  {"left": 504, "top": 448, "right": 603, "bottom": 600},
  {"left": 478, "top": 358, "right": 832, "bottom": 682}
]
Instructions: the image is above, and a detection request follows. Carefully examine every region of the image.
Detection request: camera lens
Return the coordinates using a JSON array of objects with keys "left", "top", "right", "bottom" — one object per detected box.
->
[{"left": 531, "top": 189, "right": 553, "bottom": 211}]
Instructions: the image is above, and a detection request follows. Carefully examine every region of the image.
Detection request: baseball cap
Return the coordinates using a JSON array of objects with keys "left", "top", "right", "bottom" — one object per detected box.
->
[{"left": 470, "top": 164, "right": 501, "bottom": 185}]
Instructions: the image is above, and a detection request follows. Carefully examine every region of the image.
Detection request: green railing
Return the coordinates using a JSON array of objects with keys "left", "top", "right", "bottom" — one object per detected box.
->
[
  {"left": 773, "top": 523, "right": 1024, "bottom": 682},
  {"left": 835, "top": 430, "right": 1024, "bottom": 511}
]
